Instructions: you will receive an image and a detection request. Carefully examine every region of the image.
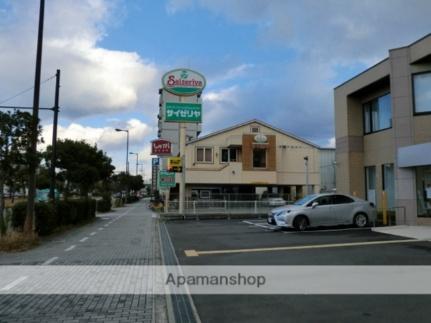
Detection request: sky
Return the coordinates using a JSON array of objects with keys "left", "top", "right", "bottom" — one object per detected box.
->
[{"left": 1, "top": 0, "right": 431, "bottom": 178}]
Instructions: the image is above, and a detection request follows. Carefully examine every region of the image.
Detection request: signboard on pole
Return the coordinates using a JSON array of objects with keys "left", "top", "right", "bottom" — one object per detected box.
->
[
  {"left": 151, "top": 139, "right": 171, "bottom": 156},
  {"left": 165, "top": 102, "right": 202, "bottom": 123},
  {"left": 151, "top": 158, "right": 159, "bottom": 192},
  {"left": 168, "top": 157, "right": 182, "bottom": 173},
  {"left": 158, "top": 171, "right": 176, "bottom": 189},
  {"left": 162, "top": 69, "right": 206, "bottom": 96}
]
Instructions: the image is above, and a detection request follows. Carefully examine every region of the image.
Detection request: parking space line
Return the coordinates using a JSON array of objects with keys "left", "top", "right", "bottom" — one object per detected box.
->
[
  {"left": 242, "top": 220, "right": 274, "bottom": 230},
  {"left": 0, "top": 276, "right": 28, "bottom": 291},
  {"left": 184, "top": 239, "right": 422, "bottom": 257},
  {"left": 42, "top": 257, "right": 58, "bottom": 265},
  {"left": 90, "top": 231, "right": 97, "bottom": 236},
  {"left": 79, "top": 237, "right": 88, "bottom": 242},
  {"left": 64, "top": 245, "right": 76, "bottom": 252}
]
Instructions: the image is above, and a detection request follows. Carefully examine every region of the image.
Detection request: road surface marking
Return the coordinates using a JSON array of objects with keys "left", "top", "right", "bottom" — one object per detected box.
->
[
  {"left": 0, "top": 276, "right": 28, "bottom": 291},
  {"left": 90, "top": 231, "right": 97, "bottom": 236},
  {"left": 283, "top": 227, "right": 371, "bottom": 234},
  {"left": 242, "top": 220, "right": 274, "bottom": 230},
  {"left": 104, "top": 224, "right": 109, "bottom": 227},
  {"left": 184, "top": 239, "right": 421, "bottom": 257},
  {"left": 64, "top": 245, "right": 76, "bottom": 252},
  {"left": 79, "top": 237, "right": 88, "bottom": 242},
  {"left": 98, "top": 228, "right": 104, "bottom": 231},
  {"left": 42, "top": 257, "right": 58, "bottom": 265}
]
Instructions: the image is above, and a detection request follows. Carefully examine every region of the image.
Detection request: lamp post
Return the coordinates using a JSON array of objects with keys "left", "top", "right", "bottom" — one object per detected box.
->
[
  {"left": 115, "top": 128, "right": 129, "bottom": 174},
  {"left": 304, "top": 156, "right": 310, "bottom": 195},
  {"left": 129, "top": 152, "right": 139, "bottom": 176}
]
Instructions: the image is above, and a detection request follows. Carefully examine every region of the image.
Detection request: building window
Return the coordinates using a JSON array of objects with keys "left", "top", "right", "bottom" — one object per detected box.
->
[
  {"left": 413, "top": 72, "right": 431, "bottom": 114},
  {"left": 382, "top": 163, "right": 395, "bottom": 209},
  {"left": 363, "top": 93, "right": 392, "bottom": 134},
  {"left": 250, "top": 126, "right": 260, "bottom": 133},
  {"left": 220, "top": 148, "right": 238, "bottom": 163},
  {"left": 365, "top": 166, "right": 376, "bottom": 205},
  {"left": 253, "top": 148, "right": 266, "bottom": 168},
  {"left": 196, "top": 147, "right": 212, "bottom": 163}
]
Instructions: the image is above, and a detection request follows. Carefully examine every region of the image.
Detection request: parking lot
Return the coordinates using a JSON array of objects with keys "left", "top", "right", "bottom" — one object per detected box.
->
[{"left": 164, "top": 219, "right": 431, "bottom": 322}]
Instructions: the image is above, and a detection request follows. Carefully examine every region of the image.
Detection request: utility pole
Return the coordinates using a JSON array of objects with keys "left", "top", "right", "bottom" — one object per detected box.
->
[
  {"left": 25, "top": 0, "right": 45, "bottom": 234},
  {"left": 49, "top": 69, "right": 60, "bottom": 202},
  {"left": 179, "top": 124, "right": 186, "bottom": 215}
]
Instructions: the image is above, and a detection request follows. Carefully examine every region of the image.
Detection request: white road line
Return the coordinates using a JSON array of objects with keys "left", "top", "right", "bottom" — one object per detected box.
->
[
  {"left": 242, "top": 220, "right": 274, "bottom": 230},
  {"left": 90, "top": 232, "right": 97, "bottom": 236},
  {"left": 42, "top": 257, "right": 58, "bottom": 265},
  {"left": 64, "top": 245, "right": 76, "bottom": 252},
  {"left": 79, "top": 237, "right": 88, "bottom": 242},
  {"left": 0, "top": 276, "right": 28, "bottom": 291},
  {"left": 283, "top": 227, "right": 371, "bottom": 234},
  {"left": 104, "top": 224, "right": 109, "bottom": 227},
  {"left": 98, "top": 228, "right": 104, "bottom": 231}
]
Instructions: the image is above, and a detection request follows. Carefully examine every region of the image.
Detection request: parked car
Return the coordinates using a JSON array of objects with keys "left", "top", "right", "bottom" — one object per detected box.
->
[
  {"left": 267, "top": 193, "right": 376, "bottom": 231},
  {"left": 262, "top": 197, "right": 287, "bottom": 206}
]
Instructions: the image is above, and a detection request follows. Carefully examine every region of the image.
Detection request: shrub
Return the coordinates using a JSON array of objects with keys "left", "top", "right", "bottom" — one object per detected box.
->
[
  {"left": 97, "top": 194, "right": 112, "bottom": 213},
  {"left": 126, "top": 195, "right": 139, "bottom": 204},
  {"left": 11, "top": 202, "right": 27, "bottom": 229},
  {"left": 35, "top": 202, "right": 56, "bottom": 235}
]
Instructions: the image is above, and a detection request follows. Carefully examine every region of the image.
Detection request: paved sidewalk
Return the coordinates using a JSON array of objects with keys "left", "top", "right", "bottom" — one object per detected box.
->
[
  {"left": 0, "top": 201, "right": 168, "bottom": 323},
  {"left": 372, "top": 225, "right": 431, "bottom": 240}
]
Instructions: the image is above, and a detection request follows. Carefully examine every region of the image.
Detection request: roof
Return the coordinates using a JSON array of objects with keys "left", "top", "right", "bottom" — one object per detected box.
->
[{"left": 186, "top": 119, "right": 321, "bottom": 149}]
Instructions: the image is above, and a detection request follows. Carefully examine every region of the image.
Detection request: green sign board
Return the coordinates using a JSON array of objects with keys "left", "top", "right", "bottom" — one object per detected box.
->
[
  {"left": 165, "top": 102, "right": 202, "bottom": 123},
  {"left": 158, "top": 171, "right": 176, "bottom": 189}
]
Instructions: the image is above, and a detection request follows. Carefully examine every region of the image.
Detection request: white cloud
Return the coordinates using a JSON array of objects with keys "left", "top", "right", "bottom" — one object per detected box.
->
[
  {"left": 0, "top": 0, "right": 160, "bottom": 118},
  {"left": 40, "top": 118, "right": 153, "bottom": 151}
]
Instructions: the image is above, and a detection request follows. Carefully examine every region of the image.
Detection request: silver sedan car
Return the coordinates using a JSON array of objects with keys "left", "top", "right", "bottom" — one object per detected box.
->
[{"left": 267, "top": 193, "right": 376, "bottom": 231}]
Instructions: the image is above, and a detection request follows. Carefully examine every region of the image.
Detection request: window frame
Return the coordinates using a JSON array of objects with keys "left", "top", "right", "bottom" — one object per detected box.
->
[
  {"left": 252, "top": 147, "right": 267, "bottom": 169},
  {"left": 220, "top": 147, "right": 238, "bottom": 163},
  {"left": 412, "top": 71, "right": 431, "bottom": 116},
  {"left": 250, "top": 126, "right": 260, "bottom": 133},
  {"left": 196, "top": 147, "right": 213, "bottom": 163},
  {"left": 362, "top": 92, "right": 392, "bottom": 135}
]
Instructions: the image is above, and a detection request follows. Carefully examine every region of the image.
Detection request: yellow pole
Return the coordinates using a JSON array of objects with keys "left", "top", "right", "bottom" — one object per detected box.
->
[{"left": 382, "top": 191, "right": 387, "bottom": 225}]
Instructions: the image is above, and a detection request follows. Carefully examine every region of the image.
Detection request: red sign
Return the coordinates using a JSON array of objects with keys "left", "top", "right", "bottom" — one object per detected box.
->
[{"left": 151, "top": 139, "right": 171, "bottom": 155}]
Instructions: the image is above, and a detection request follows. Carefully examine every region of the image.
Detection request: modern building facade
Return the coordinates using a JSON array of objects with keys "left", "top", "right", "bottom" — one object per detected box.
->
[
  {"left": 170, "top": 119, "right": 332, "bottom": 201},
  {"left": 334, "top": 34, "right": 431, "bottom": 224}
]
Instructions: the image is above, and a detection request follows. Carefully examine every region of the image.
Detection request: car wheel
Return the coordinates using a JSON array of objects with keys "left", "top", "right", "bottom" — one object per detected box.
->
[
  {"left": 353, "top": 213, "right": 368, "bottom": 228},
  {"left": 294, "top": 215, "right": 308, "bottom": 231}
]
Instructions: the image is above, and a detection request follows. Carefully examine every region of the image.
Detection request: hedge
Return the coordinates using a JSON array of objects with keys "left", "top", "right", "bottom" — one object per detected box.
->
[
  {"left": 97, "top": 194, "right": 112, "bottom": 213},
  {"left": 12, "top": 199, "right": 96, "bottom": 236}
]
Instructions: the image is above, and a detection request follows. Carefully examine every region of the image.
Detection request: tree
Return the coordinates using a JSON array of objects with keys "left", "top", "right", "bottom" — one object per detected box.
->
[
  {"left": 45, "top": 140, "right": 114, "bottom": 197},
  {"left": 0, "top": 110, "right": 40, "bottom": 236},
  {"left": 111, "top": 173, "right": 144, "bottom": 194}
]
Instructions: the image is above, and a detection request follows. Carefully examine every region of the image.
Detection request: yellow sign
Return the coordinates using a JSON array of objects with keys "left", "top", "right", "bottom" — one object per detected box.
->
[{"left": 168, "top": 157, "right": 182, "bottom": 172}]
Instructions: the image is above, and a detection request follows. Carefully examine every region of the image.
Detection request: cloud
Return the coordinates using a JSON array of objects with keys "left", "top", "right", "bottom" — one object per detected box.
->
[
  {"left": 0, "top": 0, "right": 160, "bottom": 118},
  {"left": 40, "top": 118, "right": 153, "bottom": 151}
]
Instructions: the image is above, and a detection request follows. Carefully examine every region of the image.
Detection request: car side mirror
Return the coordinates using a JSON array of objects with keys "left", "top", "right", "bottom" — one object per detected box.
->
[{"left": 311, "top": 202, "right": 319, "bottom": 209}]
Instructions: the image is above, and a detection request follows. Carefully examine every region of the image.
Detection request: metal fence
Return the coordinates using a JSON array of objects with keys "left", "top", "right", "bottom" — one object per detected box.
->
[{"left": 164, "top": 200, "right": 290, "bottom": 214}]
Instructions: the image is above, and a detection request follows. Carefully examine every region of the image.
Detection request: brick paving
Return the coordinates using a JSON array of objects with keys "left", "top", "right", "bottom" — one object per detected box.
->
[{"left": 0, "top": 201, "right": 167, "bottom": 323}]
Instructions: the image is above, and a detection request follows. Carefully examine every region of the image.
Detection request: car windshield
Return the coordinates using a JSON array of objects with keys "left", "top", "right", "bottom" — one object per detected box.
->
[{"left": 293, "top": 194, "right": 318, "bottom": 206}]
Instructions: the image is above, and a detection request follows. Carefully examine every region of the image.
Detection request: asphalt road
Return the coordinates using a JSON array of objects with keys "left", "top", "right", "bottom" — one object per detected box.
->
[{"left": 165, "top": 219, "right": 431, "bottom": 323}]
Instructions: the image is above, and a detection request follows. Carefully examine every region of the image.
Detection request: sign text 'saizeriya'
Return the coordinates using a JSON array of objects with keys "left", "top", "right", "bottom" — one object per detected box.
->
[{"left": 162, "top": 69, "right": 206, "bottom": 96}]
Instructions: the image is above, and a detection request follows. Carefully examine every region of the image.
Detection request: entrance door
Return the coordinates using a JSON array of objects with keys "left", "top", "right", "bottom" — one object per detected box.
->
[{"left": 365, "top": 166, "right": 376, "bottom": 205}]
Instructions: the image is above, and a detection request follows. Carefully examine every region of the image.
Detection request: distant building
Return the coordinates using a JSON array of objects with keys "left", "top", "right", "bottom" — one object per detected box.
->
[
  {"left": 334, "top": 34, "right": 431, "bottom": 224},
  {"left": 168, "top": 119, "right": 332, "bottom": 201}
]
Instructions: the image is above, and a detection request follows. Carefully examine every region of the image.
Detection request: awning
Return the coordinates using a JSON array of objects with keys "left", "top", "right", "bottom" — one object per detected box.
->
[{"left": 398, "top": 142, "right": 431, "bottom": 167}]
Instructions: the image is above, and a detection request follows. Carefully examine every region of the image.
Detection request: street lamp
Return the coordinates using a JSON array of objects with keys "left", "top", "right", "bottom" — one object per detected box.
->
[
  {"left": 304, "top": 156, "right": 310, "bottom": 195},
  {"left": 129, "top": 152, "right": 139, "bottom": 176},
  {"left": 115, "top": 128, "right": 129, "bottom": 174}
]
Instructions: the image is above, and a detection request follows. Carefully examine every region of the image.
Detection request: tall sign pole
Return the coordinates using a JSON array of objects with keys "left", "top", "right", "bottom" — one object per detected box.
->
[
  {"left": 49, "top": 69, "right": 60, "bottom": 201},
  {"left": 25, "top": 0, "right": 45, "bottom": 234}
]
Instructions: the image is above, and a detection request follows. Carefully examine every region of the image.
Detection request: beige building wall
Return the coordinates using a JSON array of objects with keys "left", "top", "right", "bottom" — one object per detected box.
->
[
  {"left": 334, "top": 34, "right": 431, "bottom": 224},
  {"left": 181, "top": 121, "right": 320, "bottom": 190}
]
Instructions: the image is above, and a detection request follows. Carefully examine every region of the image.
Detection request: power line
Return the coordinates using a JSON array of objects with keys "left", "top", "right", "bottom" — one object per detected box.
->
[{"left": 0, "top": 74, "right": 56, "bottom": 105}]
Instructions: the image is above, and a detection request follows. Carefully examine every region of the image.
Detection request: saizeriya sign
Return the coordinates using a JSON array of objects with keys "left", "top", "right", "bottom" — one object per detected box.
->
[{"left": 162, "top": 68, "right": 206, "bottom": 96}]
